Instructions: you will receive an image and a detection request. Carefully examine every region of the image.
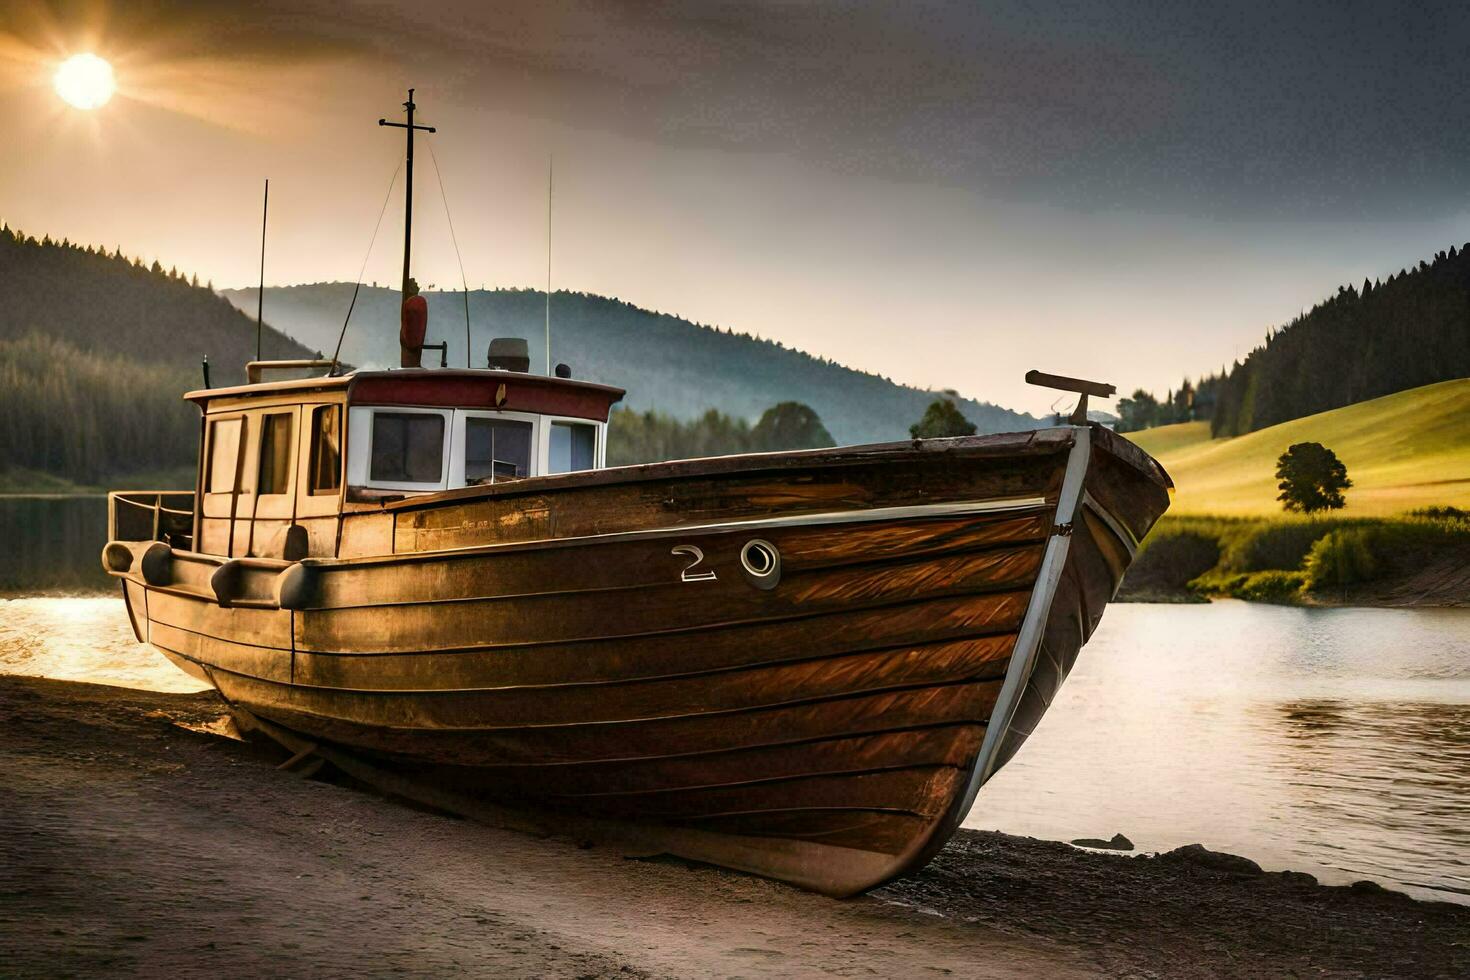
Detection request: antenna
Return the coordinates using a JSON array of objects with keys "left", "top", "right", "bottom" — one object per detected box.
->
[
  {"left": 256, "top": 178, "right": 268, "bottom": 361},
  {"left": 545, "top": 154, "right": 553, "bottom": 375}
]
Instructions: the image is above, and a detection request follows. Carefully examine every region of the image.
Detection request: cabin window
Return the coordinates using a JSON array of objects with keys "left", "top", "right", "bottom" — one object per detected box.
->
[
  {"left": 257, "top": 413, "right": 294, "bottom": 496},
  {"left": 206, "top": 418, "right": 242, "bottom": 492},
  {"left": 465, "top": 418, "right": 533, "bottom": 484},
  {"left": 370, "top": 412, "right": 445, "bottom": 484},
  {"left": 549, "top": 422, "right": 596, "bottom": 474},
  {"left": 308, "top": 405, "right": 342, "bottom": 494}
]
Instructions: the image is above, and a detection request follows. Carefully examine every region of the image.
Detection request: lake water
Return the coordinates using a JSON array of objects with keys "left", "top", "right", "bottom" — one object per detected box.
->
[
  {"left": 2, "top": 496, "right": 1466, "bottom": 902},
  {"left": 970, "top": 601, "right": 1469, "bottom": 903},
  {"left": 0, "top": 495, "right": 113, "bottom": 593}
]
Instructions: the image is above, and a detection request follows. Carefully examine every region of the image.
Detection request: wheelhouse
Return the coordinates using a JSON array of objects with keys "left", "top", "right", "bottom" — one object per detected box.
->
[{"left": 184, "top": 367, "right": 624, "bottom": 561}]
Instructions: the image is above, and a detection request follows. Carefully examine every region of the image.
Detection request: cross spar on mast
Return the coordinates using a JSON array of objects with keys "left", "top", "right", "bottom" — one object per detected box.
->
[{"left": 379, "top": 88, "right": 436, "bottom": 299}]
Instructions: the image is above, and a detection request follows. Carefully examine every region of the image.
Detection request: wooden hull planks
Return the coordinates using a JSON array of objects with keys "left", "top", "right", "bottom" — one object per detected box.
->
[
  {"left": 199, "top": 635, "right": 1012, "bottom": 730},
  {"left": 383, "top": 435, "right": 1071, "bottom": 553},
  {"left": 288, "top": 592, "right": 1031, "bottom": 693},
  {"left": 292, "top": 543, "right": 1044, "bottom": 655},
  {"left": 422, "top": 726, "right": 985, "bottom": 799},
  {"left": 109, "top": 426, "right": 1171, "bottom": 896},
  {"left": 215, "top": 683, "right": 1002, "bottom": 767}
]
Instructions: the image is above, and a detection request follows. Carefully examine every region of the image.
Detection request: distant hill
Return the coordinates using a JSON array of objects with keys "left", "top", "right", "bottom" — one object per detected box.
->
[
  {"left": 222, "top": 284, "right": 1036, "bottom": 445},
  {"left": 0, "top": 226, "right": 316, "bottom": 386},
  {"left": 0, "top": 226, "right": 1032, "bottom": 486},
  {"left": 1126, "top": 242, "right": 1470, "bottom": 438},
  {"left": 0, "top": 229, "right": 321, "bottom": 485},
  {"left": 1129, "top": 379, "right": 1470, "bottom": 516}
]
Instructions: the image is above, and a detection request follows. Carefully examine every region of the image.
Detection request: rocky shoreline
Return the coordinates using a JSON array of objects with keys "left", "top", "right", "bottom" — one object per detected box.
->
[{"left": 2, "top": 674, "right": 1466, "bottom": 978}]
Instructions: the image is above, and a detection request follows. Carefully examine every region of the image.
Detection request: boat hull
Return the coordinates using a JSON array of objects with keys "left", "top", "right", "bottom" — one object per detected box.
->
[{"left": 111, "top": 425, "right": 1169, "bottom": 895}]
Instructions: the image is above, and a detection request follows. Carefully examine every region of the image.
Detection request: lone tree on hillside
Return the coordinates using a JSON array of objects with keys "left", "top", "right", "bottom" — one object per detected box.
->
[
  {"left": 910, "top": 393, "right": 977, "bottom": 439},
  {"left": 1276, "top": 442, "right": 1352, "bottom": 513}
]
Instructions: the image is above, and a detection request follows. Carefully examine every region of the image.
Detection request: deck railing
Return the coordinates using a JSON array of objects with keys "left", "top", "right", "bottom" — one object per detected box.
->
[{"left": 108, "top": 491, "right": 196, "bottom": 549}]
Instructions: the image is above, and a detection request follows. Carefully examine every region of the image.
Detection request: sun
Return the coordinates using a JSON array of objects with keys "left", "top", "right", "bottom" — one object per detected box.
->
[{"left": 54, "top": 53, "right": 116, "bottom": 110}]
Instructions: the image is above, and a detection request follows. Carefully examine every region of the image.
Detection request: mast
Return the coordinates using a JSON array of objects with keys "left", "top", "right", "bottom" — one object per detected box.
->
[{"left": 379, "top": 89, "right": 436, "bottom": 297}]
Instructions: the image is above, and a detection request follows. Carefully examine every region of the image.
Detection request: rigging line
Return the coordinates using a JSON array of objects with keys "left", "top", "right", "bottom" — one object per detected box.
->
[
  {"left": 426, "top": 141, "right": 472, "bottom": 368},
  {"left": 330, "top": 160, "right": 402, "bottom": 375}
]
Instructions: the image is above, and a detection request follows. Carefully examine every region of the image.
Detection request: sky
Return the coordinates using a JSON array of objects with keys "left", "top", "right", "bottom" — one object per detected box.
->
[{"left": 3, "top": 0, "right": 1470, "bottom": 415}]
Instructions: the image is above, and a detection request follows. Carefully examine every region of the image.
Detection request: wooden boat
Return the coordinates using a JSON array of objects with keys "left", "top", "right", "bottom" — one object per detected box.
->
[{"left": 102, "top": 93, "right": 1171, "bottom": 896}]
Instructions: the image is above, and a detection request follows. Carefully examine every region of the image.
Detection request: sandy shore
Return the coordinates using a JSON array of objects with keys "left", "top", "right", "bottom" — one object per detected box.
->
[{"left": 2, "top": 675, "right": 1466, "bottom": 978}]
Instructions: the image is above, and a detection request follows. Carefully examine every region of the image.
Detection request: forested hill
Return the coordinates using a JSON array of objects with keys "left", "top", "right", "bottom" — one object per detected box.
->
[
  {"left": 0, "top": 226, "right": 316, "bottom": 386},
  {"left": 1213, "top": 243, "right": 1470, "bottom": 436},
  {"left": 0, "top": 228, "right": 317, "bottom": 485},
  {"left": 1124, "top": 242, "right": 1470, "bottom": 437},
  {"left": 222, "top": 284, "right": 1035, "bottom": 446}
]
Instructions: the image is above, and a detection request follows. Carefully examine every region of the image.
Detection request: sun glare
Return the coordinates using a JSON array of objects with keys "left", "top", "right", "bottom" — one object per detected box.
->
[{"left": 54, "top": 53, "right": 116, "bottom": 110}]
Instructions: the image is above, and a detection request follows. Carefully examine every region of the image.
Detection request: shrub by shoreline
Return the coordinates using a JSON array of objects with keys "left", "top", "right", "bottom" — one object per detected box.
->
[{"left": 1118, "top": 509, "right": 1470, "bottom": 607}]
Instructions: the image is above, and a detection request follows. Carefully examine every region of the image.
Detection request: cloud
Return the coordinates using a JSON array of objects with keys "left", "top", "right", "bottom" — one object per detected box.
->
[
  {"left": 8, "top": 0, "right": 1470, "bottom": 218},
  {"left": 295, "top": 0, "right": 1470, "bottom": 220}
]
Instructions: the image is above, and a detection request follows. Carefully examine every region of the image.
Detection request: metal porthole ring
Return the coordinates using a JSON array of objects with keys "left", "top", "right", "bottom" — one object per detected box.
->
[{"left": 740, "top": 538, "right": 781, "bottom": 591}]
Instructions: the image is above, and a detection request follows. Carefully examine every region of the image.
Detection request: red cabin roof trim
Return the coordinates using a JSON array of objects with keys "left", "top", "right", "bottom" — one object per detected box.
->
[
  {"left": 348, "top": 370, "right": 624, "bottom": 421},
  {"left": 186, "top": 369, "right": 625, "bottom": 422}
]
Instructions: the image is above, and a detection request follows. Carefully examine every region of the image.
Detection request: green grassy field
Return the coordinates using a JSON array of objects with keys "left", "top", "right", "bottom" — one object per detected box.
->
[{"left": 1129, "top": 379, "right": 1470, "bottom": 516}]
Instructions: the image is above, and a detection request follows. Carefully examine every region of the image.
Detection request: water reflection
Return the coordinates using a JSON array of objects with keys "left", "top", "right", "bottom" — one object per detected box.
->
[
  {"left": 1270, "top": 698, "right": 1470, "bottom": 898},
  {"left": 0, "top": 596, "right": 207, "bottom": 693},
  {"left": 970, "top": 601, "right": 1470, "bottom": 903},
  {"left": 0, "top": 496, "right": 112, "bottom": 593}
]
